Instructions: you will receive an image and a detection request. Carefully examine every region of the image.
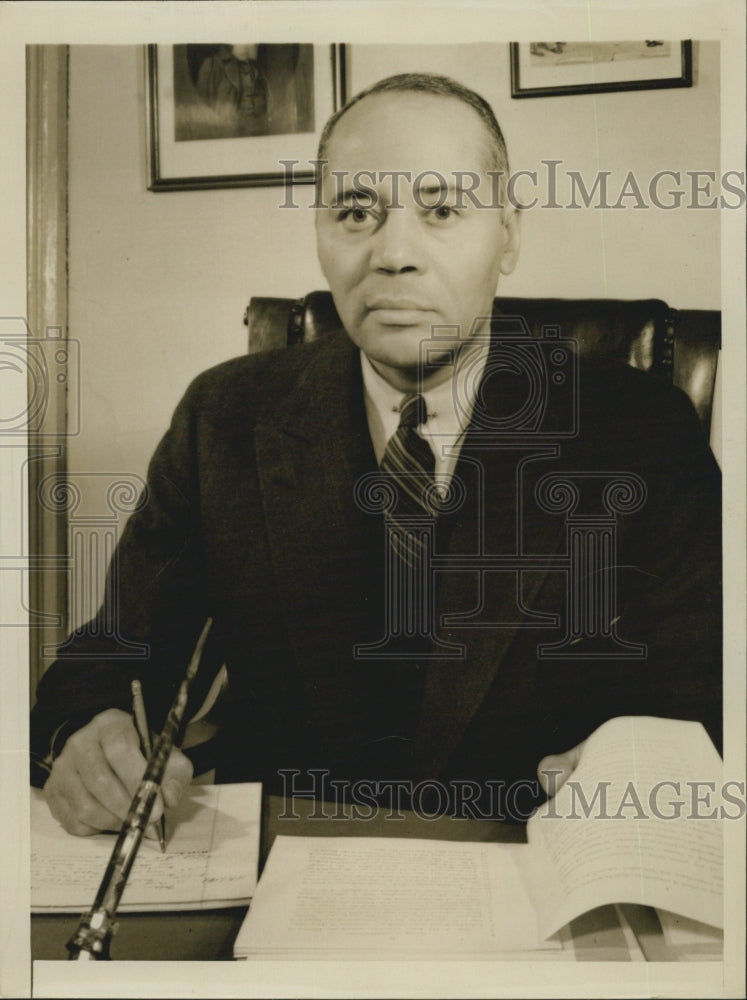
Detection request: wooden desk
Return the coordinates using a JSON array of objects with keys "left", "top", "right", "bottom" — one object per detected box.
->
[{"left": 29, "top": 793, "right": 685, "bottom": 962}]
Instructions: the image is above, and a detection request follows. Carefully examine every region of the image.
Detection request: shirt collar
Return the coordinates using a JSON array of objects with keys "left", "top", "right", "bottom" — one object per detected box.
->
[{"left": 360, "top": 336, "right": 490, "bottom": 466}]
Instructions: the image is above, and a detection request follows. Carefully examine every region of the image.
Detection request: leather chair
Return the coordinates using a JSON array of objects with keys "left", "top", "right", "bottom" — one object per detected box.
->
[{"left": 245, "top": 292, "right": 721, "bottom": 436}]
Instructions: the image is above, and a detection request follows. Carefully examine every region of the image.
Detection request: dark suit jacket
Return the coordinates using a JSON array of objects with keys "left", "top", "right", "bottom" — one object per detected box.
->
[{"left": 30, "top": 325, "right": 722, "bottom": 818}]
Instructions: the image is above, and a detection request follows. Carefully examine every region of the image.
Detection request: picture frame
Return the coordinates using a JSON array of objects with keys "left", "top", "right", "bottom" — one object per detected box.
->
[
  {"left": 510, "top": 40, "right": 692, "bottom": 98},
  {"left": 146, "top": 43, "right": 347, "bottom": 190}
]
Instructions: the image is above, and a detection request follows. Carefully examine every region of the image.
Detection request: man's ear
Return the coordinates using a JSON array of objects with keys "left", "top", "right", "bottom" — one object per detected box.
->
[{"left": 499, "top": 203, "right": 521, "bottom": 276}]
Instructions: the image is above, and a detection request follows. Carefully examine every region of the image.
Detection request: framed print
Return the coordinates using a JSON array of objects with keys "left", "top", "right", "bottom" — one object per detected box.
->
[
  {"left": 146, "top": 43, "right": 346, "bottom": 190},
  {"left": 511, "top": 40, "right": 692, "bottom": 98}
]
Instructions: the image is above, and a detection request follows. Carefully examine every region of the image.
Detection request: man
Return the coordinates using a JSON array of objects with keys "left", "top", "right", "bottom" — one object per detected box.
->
[{"left": 31, "top": 74, "right": 721, "bottom": 834}]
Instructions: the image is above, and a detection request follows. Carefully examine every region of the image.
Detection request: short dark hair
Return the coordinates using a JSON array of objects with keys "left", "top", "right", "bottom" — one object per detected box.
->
[{"left": 317, "top": 72, "right": 510, "bottom": 175}]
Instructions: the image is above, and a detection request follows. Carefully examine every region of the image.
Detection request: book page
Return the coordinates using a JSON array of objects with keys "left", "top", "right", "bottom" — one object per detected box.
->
[
  {"left": 235, "top": 835, "right": 561, "bottom": 959},
  {"left": 523, "top": 716, "right": 723, "bottom": 939},
  {"left": 31, "top": 782, "right": 261, "bottom": 912}
]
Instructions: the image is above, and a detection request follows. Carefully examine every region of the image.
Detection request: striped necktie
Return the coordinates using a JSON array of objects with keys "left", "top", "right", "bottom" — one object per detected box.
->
[{"left": 379, "top": 393, "right": 436, "bottom": 565}]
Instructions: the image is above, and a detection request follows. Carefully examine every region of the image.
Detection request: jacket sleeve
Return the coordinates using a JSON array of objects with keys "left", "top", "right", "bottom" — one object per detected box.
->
[
  {"left": 30, "top": 375, "right": 221, "bottom": 786},
  {"left": 601, "top": 378, "right": 723, "bottom": 751}
]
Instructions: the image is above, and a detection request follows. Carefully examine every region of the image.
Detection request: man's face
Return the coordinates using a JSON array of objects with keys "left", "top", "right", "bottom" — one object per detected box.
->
[{"left": 315, "top": 92, "right": 520, "bottom": 389}]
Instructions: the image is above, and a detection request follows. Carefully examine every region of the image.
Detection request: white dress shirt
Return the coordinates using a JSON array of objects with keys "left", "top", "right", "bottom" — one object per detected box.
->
[{"left": 360, "top": 336, "right": 490, "bottom": 486}]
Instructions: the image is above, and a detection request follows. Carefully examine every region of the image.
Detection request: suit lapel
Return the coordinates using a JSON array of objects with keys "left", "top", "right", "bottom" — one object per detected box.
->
[
  {"left": 413, "top": 337, "right": 569, "bottom": 780},
  {"left": 254, "top": 331, "right": 381, "bottom": 753}
]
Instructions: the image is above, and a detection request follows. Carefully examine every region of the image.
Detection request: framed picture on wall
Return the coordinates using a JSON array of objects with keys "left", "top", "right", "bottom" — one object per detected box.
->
[
  {"left": 510, "top": 40, "right": 692, "bottom": 98},
  {"left": 146, "top": 43, "right": 347, "bottom": 190}
]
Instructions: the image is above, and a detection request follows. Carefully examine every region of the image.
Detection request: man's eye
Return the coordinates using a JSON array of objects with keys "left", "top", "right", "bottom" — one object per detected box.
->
[
  {"left": 338, "top": 207, "right": 375, "bottom": 227},
  {"left": 428, "top": 204, "right": 459, "bottom": 222}
]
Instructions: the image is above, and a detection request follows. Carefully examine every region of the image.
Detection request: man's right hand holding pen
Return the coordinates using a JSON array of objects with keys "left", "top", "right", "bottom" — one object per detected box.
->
[{"left": 42, "top": 708, "right": 193, "bottom": 838}]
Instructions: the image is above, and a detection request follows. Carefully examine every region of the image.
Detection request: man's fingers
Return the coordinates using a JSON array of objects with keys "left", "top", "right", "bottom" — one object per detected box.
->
[
  {"left": 44, "top": 709, "right": 145, "bottom": 835},
  {"left": 45, "top": 758, "right": 128, "bottom": 836},
  {"left": 75, "top": 741, "right": 138, "bottom": 820},
  {"left": 537, "top": 740, "right": 587, "bottom": 796},
  {"left": 43, "top": 707, "right": 194, "bottom": 836},
  {"left": 537, "top": 753, "right": 574, "bottom": 795},
  {"left": 59, "top": 711, "right": 144, "bottom": 823},
  {"left": 161, "top": 748, "right": 194, "bottom": 808},
  {"left": 98, "top": 716, "right": 149, "bottom": 799},
  {"left": 96, "top": 722, "right": 192, "bottom": 819}
]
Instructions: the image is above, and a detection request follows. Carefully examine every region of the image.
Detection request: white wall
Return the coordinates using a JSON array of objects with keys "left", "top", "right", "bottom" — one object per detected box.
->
[
  {"left": 68, "top": 46, "right": 327, "bottom": 487},
  {"left": 66, "top": 42, "right": 721, "bottom": 625}
]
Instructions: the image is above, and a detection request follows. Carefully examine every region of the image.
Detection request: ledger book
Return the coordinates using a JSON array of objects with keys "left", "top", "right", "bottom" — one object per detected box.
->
[
  {"left": 31, "top": 781, "right": 262, "bottom": 912},
  {"left": 235, "top": 717, "right": 723, "bottom": 958}
]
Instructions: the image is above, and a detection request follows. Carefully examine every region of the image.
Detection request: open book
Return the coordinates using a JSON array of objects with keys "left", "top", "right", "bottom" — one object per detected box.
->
[
  {"left": 31, "top": 781, "right": 261, "bottom": 912},
  {"left": 235, "top": 717, "right": 723, "bottom": 959}
]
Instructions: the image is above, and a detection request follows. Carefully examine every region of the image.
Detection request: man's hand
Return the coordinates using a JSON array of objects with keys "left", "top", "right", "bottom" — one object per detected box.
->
[
  {"left": 43, "top": 708, "right": 194, "bottom": 836},
  {"left": 537, "top": 740, "right": 586, "bottom": 799}
]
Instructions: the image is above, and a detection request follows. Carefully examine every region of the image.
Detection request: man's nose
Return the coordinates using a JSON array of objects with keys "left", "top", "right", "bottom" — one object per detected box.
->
[{"left": 368, "top": 210, "right": 425, "bottom": 273}]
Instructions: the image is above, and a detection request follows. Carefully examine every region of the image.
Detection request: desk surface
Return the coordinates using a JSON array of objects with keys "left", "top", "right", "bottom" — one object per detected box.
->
[{"left": 31, "top": 793, "right": 712, "bottom": 963}]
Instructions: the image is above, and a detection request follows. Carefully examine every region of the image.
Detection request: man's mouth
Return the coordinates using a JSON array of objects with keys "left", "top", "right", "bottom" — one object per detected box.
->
[
  {"left": 365, "top": 296, "right": 434, "bottom": 325},
  {"left": 366, "top": 295, "right": 429, "bottom": 310}
]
